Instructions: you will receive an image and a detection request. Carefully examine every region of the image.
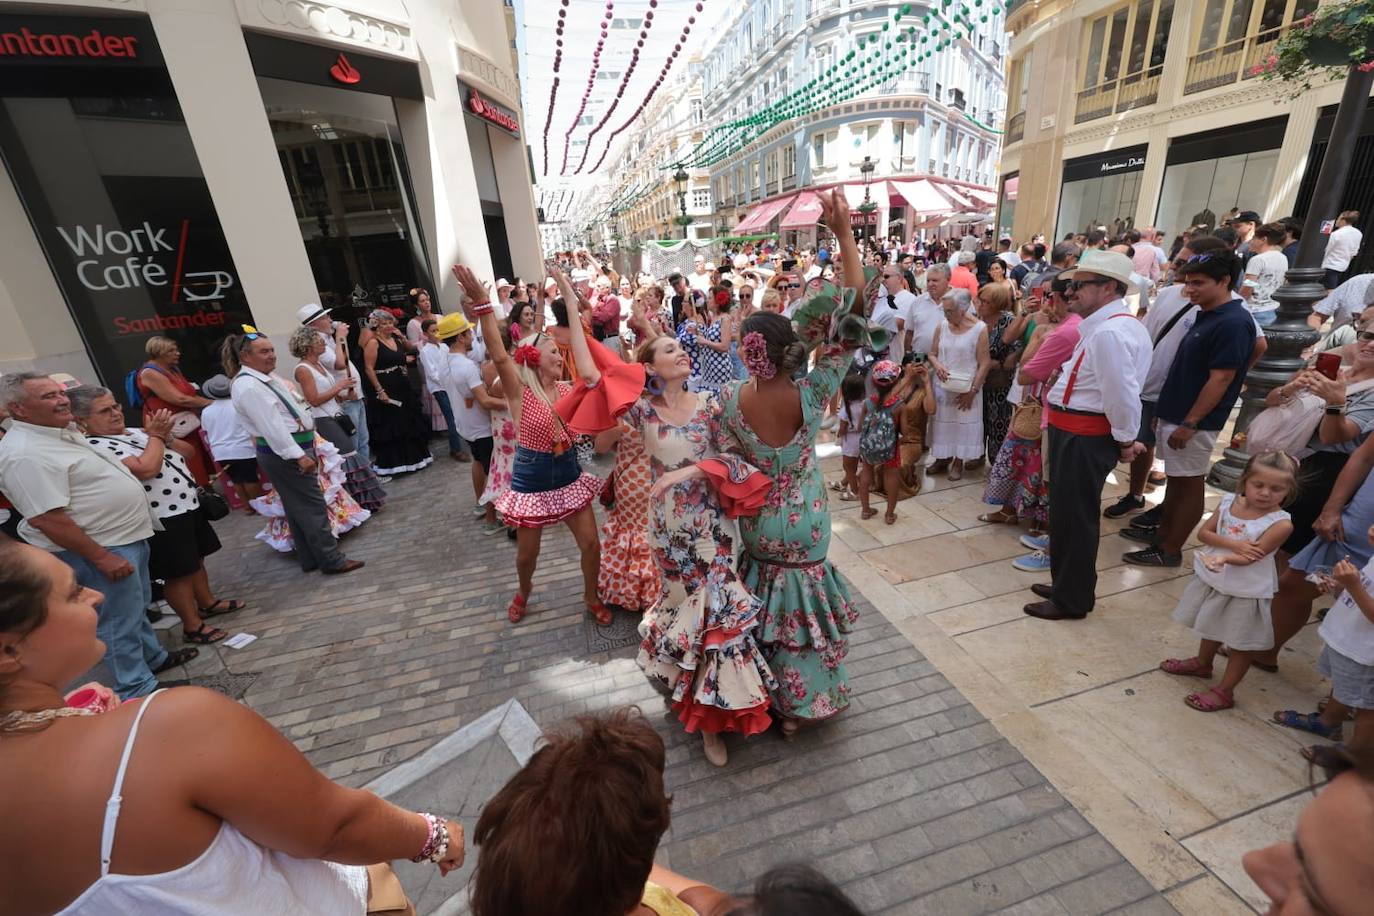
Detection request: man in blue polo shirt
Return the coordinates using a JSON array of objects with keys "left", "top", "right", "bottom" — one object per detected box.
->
[{"left": 1124, "top": 249, "right": 1254, "bottom": 566}]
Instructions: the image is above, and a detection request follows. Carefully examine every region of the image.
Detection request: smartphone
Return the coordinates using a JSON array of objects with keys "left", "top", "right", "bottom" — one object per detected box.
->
[
  {"left": 1316, "top": 352, "right": 1342, "bottom": 380},
  {"left": 781, "top": 258, "right": 798, "bottom": 272}
]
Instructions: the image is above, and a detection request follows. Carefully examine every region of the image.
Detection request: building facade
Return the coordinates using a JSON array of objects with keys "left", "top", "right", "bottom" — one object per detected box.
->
[
  {"left": 698, "top": 0, "right": 1006, "bottom": 243},
  {"left": 0, "top": 0, "right": 540, "bottom": 396},
  {"left": 999, "top": 0, "right": 1370, "bottom": 263}
]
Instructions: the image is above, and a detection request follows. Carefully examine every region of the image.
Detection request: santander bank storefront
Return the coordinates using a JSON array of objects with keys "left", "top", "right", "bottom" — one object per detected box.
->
[{"left": 0, "top": 0, "right": 539, "bottom": 398}]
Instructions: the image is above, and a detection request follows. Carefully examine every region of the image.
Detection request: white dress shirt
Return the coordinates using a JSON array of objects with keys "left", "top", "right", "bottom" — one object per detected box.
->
[
  {"left": 1323, "top": 224, "right": 1363, "bottom": 272},
  {"left": 418, "top": 341, "right": 449, "bottom": 395},
  {"left": 320, "top": 335, "right": 363, "bottom": 402},
  {"left": 1047, "top": 299, "right": 1153, "bottom": 443},
  {"left": 0, "top": 420, "right": 157, "bottom": 550},
  {"left": 200, "top": 399, "right": 256, "bottom": 461},
  {"left": 901, "top": 292, "right": 945, "bottom": 357},
  {"left": 231, "top": 367, "right": 316, "bottom": 460},
  {"left": 1313, "top": 273, "right": 1373, "bottom": 325}
]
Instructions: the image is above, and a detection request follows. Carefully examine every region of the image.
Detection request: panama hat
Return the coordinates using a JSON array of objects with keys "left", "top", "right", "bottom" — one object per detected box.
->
[
  {"left": 202, "top": 374, "right": 233, "bottom": 399},
  {"left": 435, "top": 312, "right": 474, "bottom": 340},
  {"left": 1064, "top": 250, "right": 1135, "bottom": 287},
  {"left": 296, "top": 303, "right": 332, "bottom": 325}
]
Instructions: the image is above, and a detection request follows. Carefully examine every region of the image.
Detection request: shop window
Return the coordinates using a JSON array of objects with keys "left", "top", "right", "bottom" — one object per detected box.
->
[
  {"left": 1155, "top": 149, "right": 1280, "bottom": 236},
  {"left": 1056, "top": 170, "right": 1143, "bottom": 239},
  {"left": 260, "top": 77, "right": 432, "bottom": 319},
  {"left": 0, "top": 13, "right": 252, "bottom": 396}
]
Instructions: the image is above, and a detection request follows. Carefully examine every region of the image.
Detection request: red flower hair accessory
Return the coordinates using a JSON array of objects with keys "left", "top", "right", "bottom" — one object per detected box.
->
[
  {"left": 714, "top": 290, "right": 732, "bottom": 308},
  {"left": 513, "top": 344, "right": 542, "bottom": 369}
]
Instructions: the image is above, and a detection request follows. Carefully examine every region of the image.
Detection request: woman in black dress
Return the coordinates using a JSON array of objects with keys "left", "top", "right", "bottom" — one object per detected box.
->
[
  {"left": 362, "top": 308, "right": 434, "bottom": 475},
  {"left": 974, "top": 282, "right": 1023, "bottom": 467}
]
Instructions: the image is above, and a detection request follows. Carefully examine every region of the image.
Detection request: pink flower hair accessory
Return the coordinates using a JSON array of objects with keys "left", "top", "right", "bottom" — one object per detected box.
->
[{"left": 741, "top": 331, "right": 776, "bottom": 380}]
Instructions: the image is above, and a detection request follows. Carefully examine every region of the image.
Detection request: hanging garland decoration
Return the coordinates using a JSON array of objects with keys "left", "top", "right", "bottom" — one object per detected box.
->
[
  {"left": 578, "top": 1, "right": 703, "bottom": 176},
  {"left": 540, "top": 0, "right": 571, "bottom": 177},
  {"left": 570, "top": 0, "right": 662, "bottom": 174},
  {"left": 560, "top": 0, "right": 616, "bottom": 175}
]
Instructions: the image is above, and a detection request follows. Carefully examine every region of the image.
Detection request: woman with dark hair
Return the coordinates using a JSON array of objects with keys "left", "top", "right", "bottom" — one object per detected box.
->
[
  {"left": 507, "top": 300, "right": 540, "bottom": 343},
  {"left": 715, "top": 189, "right": 865, "bottom": 736},
  {"left": 566, "top": 271, "right": 774, "bottom": 767},
  {"left": 0, "top": 538, "right": 463, "bottom": 914},
  {"left": 689, "top": 289, "right": 737, "bottom": 394},
  {"left": 469, "top": 709, "right": 736, "bottom": 916},
  {"left": 361, "top": 308, "right": 433, "bottom": 476},
  {"left": 722, "top": 865, "right": 866, "bottom": 916}
]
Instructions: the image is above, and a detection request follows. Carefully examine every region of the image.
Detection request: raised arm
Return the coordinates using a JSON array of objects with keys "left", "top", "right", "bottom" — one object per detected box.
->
[
  {"left": 548, "top": 259, "right": 600, "bottom": 386},
  {"left": 818, "top": 189, "right": 864, "bottom": 307},
  {"left": 453, "top": 264, "right": 522, "bottom": 419}
]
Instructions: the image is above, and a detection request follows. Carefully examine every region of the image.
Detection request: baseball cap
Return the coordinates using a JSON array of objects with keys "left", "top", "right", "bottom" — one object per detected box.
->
[
  {"left": 871, "top": 360, "right": 900, "bottom": 383},
  {"left": 1235, "top": 210, "right": 1262, "bottom": 224}
]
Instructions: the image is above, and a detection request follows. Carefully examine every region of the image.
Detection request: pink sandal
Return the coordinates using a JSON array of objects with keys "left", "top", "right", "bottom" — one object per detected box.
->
[
  {"left": 1185, "top": 686, "right": 1234, "bottom": 712},
  {"left": 1160, "top": 657, "right": 1213, "bottom": 678}
]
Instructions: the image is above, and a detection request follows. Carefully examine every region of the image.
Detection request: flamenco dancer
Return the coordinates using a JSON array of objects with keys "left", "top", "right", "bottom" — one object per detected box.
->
[
  {"left": 717, "top": 189, "right": 866, "bottom": 735},
  {"left": 566, "top": 273, "right": 776, "bottom": 767},
  {"left": 451, "top": 264, "right": 607, "bottom": 625}
]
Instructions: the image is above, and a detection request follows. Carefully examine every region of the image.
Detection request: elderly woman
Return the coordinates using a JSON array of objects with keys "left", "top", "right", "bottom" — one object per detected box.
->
[
  {"left": 290, "top": 327, "right": 386, "bottom": 512},
  {"left": 68, "top": 386, "right": 241, "bottom": 649},
  {"left": 361, "top": 308, "right": 433, "bottom": 476},
  {"left": 136, "top": 336, "right": 213, "bottom": 485},
  {"left": 926, "top": 288, "right": 991, "bottom": 481},
  {"left": 0, "top": 538, "right": 462, "bottom": 915}
]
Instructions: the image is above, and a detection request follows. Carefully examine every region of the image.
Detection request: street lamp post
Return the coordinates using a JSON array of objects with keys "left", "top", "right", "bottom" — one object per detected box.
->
[
  {"left": 1209, "top": 63, "right": 1374, "bottom": 489},
  {"left": 858, "top": 155, "right": 877, "bottom": 240},
  {"left": 673, "top": 163, "right": 691, "bottom": 240}
]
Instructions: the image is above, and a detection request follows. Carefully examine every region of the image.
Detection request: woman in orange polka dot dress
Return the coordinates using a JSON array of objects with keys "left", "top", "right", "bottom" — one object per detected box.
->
[{"left": 596, "top": 418, "right": 660, "bottom": 614}]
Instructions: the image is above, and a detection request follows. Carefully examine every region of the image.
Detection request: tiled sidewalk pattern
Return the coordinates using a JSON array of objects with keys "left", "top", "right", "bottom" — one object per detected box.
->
[{"left": 193, "top": 456, "right": 1173, "bottom": 914}]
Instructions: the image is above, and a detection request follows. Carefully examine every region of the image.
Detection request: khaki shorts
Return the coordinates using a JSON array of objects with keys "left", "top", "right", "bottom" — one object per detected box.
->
[{"left": 1156, "top": 421, "right": 1219, "bottom": 478}]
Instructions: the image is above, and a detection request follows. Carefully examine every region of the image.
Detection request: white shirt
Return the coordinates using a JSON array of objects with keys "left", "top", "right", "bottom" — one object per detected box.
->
[
  {"left": 418, "top": 341, "right": 449, "bottom": 395},
  {"left": 901, "top": 292, "right": 945, "bottom": 357},
  {"left": 1313, "top": 273, "right": 1373, "bottom": 324},
  {"left": 231, "top": 367, "right": 315, "bottom": 460},
  {"left": 200, "top": 399, "right": 256, "bottom": 461},
  {"left": 1243, "top": 249, "right": 1288, "bottom": 315},
  {"left": 869, "top": 290, "right": 906, "bottom": 360},
  {"left": 320, "top": 335, "right": 362, "bottom": 402},
  {"left": 688, "top": 269, "right": 713, "bottom": 294},
  {"left": 1047, "top": 299, "right": 1153, "bottom": 442},
  {"left": 0, "top": 420, "right": 156, "bottom": 550},
  {"left": 997, "top": 251, "right": 1020, "bottom": 269},
  {"left": 1323, "top": 224, "right": 1363, "bottom": 272},
  {"left": 1318, "top": 557, "right": 1374, "bottom": 665},
  {"left": 443, "top": 350, "right": 492, "bottom": 440}
]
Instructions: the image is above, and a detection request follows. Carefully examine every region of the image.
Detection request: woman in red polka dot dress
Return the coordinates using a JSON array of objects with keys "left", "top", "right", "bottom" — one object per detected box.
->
[{"left": 452, "top": 263, "right": 607, "bottom": 626}]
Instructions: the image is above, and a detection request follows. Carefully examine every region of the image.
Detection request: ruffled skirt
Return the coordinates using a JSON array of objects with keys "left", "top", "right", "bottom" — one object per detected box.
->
[
  {"left": 251, "top": 439, "right": 371, "bottom": 552},
  {"left": 741, "top": 553, "right": 859, "bottom": 721},
  {"left": 495, "top": 446, "right": 601, "bottom": 528},
  {"left": 982, "top": 433, "right": 1047, "bottom": 526}
]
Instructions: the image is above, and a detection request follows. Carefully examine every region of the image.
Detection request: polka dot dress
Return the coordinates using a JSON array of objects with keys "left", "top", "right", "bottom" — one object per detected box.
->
[{"left": 87, "top": 430, "right": 199, "bottom": 519}]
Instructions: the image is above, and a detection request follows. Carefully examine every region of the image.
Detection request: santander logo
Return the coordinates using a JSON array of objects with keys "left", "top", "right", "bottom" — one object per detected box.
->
[{"left": 329, "top": 52, "right": 360, "bottom": 85}]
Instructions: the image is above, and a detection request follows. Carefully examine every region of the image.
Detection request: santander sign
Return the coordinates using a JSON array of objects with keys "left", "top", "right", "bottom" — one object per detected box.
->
[
  {"left": 467, "top": 89, "right": 519, "bottom": 136},
  {"left": 0, "top": 26, "right": 139, "bottom": 58}
]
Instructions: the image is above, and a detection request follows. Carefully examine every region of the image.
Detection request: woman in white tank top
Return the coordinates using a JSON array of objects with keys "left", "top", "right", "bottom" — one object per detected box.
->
[{"left": 0, "top": 540, "right": 462, "bottom": 915}]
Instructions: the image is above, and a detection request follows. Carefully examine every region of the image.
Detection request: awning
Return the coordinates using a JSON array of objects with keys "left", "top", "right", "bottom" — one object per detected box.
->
[
  {"left": 914, "top": 211, "right": 991, "bottom": 230},
  {"left": 887, "top": 179, "right": 955, "bottom": 214},
  {"left": 780, "top": 191, "right": 824, "bottom": 229},
  {"left": 733, "top": 194, "right": 797, "bottom": 233},
  {"left": 934, "top": 184, "right": 975, "bottom": 209},
  {"left": 962, "top": 187, "right": 998, "bottom": 206},
  {"left": 841, "top": 181, "right": 888, "bottom": 211}
]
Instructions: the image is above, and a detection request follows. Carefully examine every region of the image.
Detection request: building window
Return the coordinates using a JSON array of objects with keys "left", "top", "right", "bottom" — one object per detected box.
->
[
  {"left": 692, "top": 188, "right": 710, "bottom": 210},
  {"left": 691, "top": 99, "right": 702, "bottom": 125},
  {"left": 893, "top": 120, "right": 918, "bottom": 160},
  {"left": 813, "top": 133, "right": 827, "bottom": 167},
  {"left": 782, "top": 144, "right": 796, "bottom": 178}
]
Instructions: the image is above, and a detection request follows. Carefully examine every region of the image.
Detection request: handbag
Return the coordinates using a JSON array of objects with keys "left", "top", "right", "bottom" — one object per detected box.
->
[
  {"left": 942, "top": 370, "right": 973, "bottom": 394},
  {"left": 169, "top": 410, "right": 201, "bottom": 438},
  {"left": 197, "top": 486, "right": 230, "bottom": 521},
  {"left": 335, "top": 411, "right": 358, "bottom": 438},
  {"left": 984, "top": 366, "right": 1015, "bottom": 390},
  {"left": 1010, "top": 392, "right": 1044, "bottom": 441},
  {"left": 365, "top": 863, "right": 416, "bottom": 916}
]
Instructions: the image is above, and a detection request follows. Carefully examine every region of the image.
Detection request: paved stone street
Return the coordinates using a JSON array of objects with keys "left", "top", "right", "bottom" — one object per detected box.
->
[{"left": 175, "top": 454, "right": 1178, "bottom": 915}]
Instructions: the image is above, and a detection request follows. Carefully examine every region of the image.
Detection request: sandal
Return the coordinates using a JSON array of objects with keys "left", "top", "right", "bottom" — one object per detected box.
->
[
  {"left": 1302, "top": 743, "right": 1349, "bottom": 769},
  {"left": 839, "top": 489, "right": 860, "bottom": 501},
  {"left": 1184, "top": 686, "right": 1234, "bottom": 712},
  {"left": 198, "top": 599, "right": 246, "bottom": 619},
  {"left": 1160, "top": 657, "right": 1213, "bottom": 678},
  {"left": 183, "top": 623, "right": 228, "bottom": 646},
  {"left": 780, "top": 718, "right": 801, "bottom": 741},
  {"left": 1218, "top": 645, "right": 1278, "bottom": 673},
  {"left": 1272, "top": 709, "right": 1344, "bottom": 741},
  {"left": 860, "top": 507, "right": 878, "bottom": 520},
  {"left": 507, "top": 592, "right": 528, "bottom": 624},
  {"left": 152, "top": 647, "right": 199, "bottom": 674},
  {"left": 885, "top": 511, "right": 897, "bottom": 526},
  {"left": 977, "top": 509, "right": 1018, "bottom": 524},
  {"left": 587, "top": 599, "right": 613, "bottom": 626}
]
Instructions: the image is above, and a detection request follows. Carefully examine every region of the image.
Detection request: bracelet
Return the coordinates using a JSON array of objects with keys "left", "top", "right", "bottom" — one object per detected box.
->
[
  {"left": 469, "top": 300, "right": 494, "bottom": 316},
  {"left": 411, "top": 813, "right": 450, "bottom": 864}
]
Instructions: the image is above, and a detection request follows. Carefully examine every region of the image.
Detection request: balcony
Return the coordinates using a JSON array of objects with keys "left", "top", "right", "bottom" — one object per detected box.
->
[
  {"left": 1073, "top": 68, "right": 1162, "bottom": 123},
  {"left": 878, "top": 72, "right": 932, "bottom": 96},
  {"left": 1007, "top": 111, "right": 1025, "bottom": 144},
  {"left": 1184, "top": 23, "right": 1292, "bottom": 95}
]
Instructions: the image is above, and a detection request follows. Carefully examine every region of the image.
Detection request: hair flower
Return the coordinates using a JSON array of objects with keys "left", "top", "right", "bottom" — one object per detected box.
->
[
  {"left": 741, "top": 331, "right": 777, "bottom": 380},
  {"left": 513, "top": 344, "right": 543, "bottom": 369},
  {"left": 714, "top": 290, "right": 732, "bottom": 308}
]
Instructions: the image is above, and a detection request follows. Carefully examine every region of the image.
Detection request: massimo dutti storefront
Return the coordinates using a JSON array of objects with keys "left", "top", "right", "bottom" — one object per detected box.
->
[{"left": 0, "top": 0, "right": 539, "bottom": 397}]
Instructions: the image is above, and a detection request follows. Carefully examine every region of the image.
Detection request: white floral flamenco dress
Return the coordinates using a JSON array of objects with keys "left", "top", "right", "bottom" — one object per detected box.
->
[{"left": 250, "top": 436, "right": 371, "bottom": 552}]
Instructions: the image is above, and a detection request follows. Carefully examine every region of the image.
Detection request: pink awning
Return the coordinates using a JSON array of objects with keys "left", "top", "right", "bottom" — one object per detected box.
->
[
  {"left": 887, "top": 179, "right": 955, "bottom": 214},
  {"left": 961, "top": 186, "right": 998, "bottom": 206},
  {"left": 779, "top": 191, "right": 824, "bottom": 229},
  {"left": 734, "top": 194, "right": 797, "bottom": 233}
]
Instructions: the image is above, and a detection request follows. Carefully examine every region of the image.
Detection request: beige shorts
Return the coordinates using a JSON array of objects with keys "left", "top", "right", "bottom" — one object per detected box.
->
[{"left": 1156, "top": 421, "right": 1219, "bottom": 478}]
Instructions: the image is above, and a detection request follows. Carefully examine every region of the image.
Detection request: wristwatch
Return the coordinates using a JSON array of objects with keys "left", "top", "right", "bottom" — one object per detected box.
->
[
  {"left": 1180, "top": 419, "right": 1198, "bottom": 430},
  {"left": 1326, "top": 404, "right": 1346, "bottom": 416}
]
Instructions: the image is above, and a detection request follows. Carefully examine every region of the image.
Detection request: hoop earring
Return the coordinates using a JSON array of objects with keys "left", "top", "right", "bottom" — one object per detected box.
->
[{"left": 645, "top": 373, "right": 666, "bottom": 397}]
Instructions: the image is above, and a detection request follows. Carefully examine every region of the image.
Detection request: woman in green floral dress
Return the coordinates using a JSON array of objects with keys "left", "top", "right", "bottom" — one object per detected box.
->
[{"left": 716, "top": 189, "right": 869, "bottom": 733}]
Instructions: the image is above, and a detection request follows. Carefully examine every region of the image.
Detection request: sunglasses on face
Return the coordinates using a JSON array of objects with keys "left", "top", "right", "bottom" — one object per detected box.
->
[
  {"left": 1359, "top": 331, "right": 1374, "bottom": 342},
  {"left": 1069, "top": 279, "right": 1109, "bottom": 291},
  {"left": 787, "top": 283, "right": 801, "bottom": 289}
]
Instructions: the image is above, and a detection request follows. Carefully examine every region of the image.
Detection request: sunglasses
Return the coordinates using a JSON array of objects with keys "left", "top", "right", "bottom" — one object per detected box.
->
[
  {"left": 787, "top": 283, "right": 801, "bottom": 289},
  {"left": 1359, "top": 331, "right": 1374, "bottom": 342},
  {"left": 1069, "top": 279, "right": 1110, "bottom": 291}
]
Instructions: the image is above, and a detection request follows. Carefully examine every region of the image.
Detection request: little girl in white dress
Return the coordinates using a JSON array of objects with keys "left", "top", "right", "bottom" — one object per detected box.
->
[{"left": 1160, "top": 452, "right": 1297, "bottom": 712}]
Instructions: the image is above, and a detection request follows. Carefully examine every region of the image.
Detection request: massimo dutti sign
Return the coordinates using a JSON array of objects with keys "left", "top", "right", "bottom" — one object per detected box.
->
[{"left": 1062, "top": 145, "right": 1149, "bottom": 183}]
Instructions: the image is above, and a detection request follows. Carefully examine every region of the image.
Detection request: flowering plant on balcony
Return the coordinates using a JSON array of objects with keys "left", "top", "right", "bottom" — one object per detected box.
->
[{"left": 1250, "top": 0, "right": 1374, "bottom": 91}]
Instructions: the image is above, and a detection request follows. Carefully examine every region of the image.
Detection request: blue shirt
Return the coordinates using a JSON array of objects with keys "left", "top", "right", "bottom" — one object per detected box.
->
[{"left": 1155, "top": 298, "right": 1254, "bottom": 431}]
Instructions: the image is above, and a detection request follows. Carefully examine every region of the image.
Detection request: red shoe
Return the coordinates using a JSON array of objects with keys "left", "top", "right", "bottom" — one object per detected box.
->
[
  {"left": 587, "top": 599, "right": 613, "bottom": 626},
  {"left": 508, "top": 592, "right": 528, "bottom": 623}
]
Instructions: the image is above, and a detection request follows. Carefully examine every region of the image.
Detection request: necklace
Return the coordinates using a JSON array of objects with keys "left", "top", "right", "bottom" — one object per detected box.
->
[{"left": 0, "top": 705, "right": 96, "bottom": 735}]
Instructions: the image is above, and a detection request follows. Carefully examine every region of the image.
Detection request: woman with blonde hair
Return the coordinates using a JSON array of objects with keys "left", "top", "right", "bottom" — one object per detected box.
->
[
  {"left": 975, "top": 281, "right": 1024, "bottom": 465},
  {"left": 451, "top": 265, "right": 607, "bottom": 626},
  {"left": 135, "top": 336, "right": 213, "bottom": 485}
]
